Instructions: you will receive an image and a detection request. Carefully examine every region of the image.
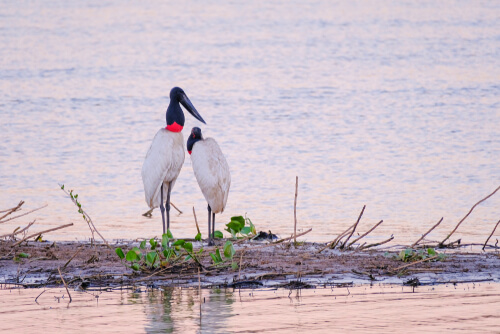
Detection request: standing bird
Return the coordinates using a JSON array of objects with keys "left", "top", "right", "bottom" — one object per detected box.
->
[
  {"left": 142, "top": 87, "right": 206, "bottom": 235},
  {"left": 187, "top": 127, "right": 231, "bottom": 245}
]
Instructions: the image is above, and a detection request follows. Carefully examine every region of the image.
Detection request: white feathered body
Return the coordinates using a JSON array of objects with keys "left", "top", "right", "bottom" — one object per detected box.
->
[
  {"left": 190, "top": 138, "right": 231, "bottom": 214},
  {"left": 142, "top": 129, "right": 185, "bottom": 209}
]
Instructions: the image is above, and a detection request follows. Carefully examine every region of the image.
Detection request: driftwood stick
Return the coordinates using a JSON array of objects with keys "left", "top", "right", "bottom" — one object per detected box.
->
[
  {"left": 347, "top": 219, "right": 383, "bottom": 249},
  {"left": 233, "top": 229, "right": 313, "bottom": 254},
  {"left": 483, "top": 219, "right": 500, "bottom": 251},
  {"left": 0, "top": 201, "right": 24, "bottom": 220},
  {"left": 192, "top": 207, "right": 201, "bottom": 235},
  {"left": 317, "top": 223, "right": 354, "bottom": 253},
  {"left": 391, "top": 255, "right": 439, "bottom": 272},
  {"left": 274, "top": 228, "right": 311, "bottom": 245},
  {"left": 332, "top": 225, "right": 355, "bottom": 249},
  {"left": 341, "top": 205, "right": 366, "bottom": 249},
  {"left": 294, "top": 176, "right": 298, "bottom": 245},
  {"left": 411, "top": 217, "right": 443, "bottom": 248},
  {"left": 0, "top": 220, "right": 35, "bottom": 239},
  {"left": 441, "top": 185, "right": 500, "bottom": 245},
  {"left": 12, "top": 223, "right": 74, "bottom": 246},
  {"left": 0, "top": 204, "right": 47, "bottom": 224},
  {"left": 58, "top": 267, "right": 72, "bottom": 303},
  {"left": 358, "top": 234, "right": 394, "bottom": 251}
]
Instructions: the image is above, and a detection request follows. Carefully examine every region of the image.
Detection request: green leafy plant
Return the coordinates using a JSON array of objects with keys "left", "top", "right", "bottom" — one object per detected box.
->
[
  {"left": 396, "top": 248, "right": 446, "bottom": 262},
  {"left": 225, "top": 215, "right": 256, "bottom": 238},
  {"left": 115, "top": 229, "right": 201, "bottom": 271},
  {"left": 209, "top": 240, "right": 237, "bottom": 269}
]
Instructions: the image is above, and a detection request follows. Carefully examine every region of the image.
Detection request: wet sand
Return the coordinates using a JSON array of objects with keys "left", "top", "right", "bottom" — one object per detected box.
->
[{"left": 1, "top": 240, "right": 499, "bottom": 289}]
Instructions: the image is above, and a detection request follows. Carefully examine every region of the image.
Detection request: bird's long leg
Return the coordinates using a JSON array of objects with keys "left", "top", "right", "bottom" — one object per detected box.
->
[
  {"left": 160, "top": 184, "right": 166, "bottom": 235},
  {"left": 166, "top": 182, "right": 172, "bottom": 233},
  {"left": 208, "top": 204, "right": 213, "bottom": 246},
  {"left": 212, "top": 212, "right": 215, "bottom": 242}
]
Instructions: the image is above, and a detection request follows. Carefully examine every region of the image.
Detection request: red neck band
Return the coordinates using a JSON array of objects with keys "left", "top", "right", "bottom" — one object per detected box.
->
[{"left": 166, "top": 122, "right": 183, "bottom": 132}]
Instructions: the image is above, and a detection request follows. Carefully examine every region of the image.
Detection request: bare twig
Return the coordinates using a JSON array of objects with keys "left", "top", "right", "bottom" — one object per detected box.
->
[
  {"left": 440, "top": 185, "right": 500, "bottom": 246},
  {"left": 483, "top": 219, "right": 500, "bottom": 251},
  {"left": 317, "top": 223, "right": 354, "bottom": 253},
  {"left": 357, "top": 234, "right": 394, "bottom": 251},
  {"left": 411, "top": 217, "right": 443, "bottom": 248},
  {"left": 171, "top": 202, "right": 182, "bottom": 214},
  {"left": 0, "top": 220, "right": 35, "bottom": 239},
  {"left": 62, "top": 245, "right": 85, "bottom": 269},
  {"left": 294, "top": 176, "right": 298, "bottom": 245},
  {"left": 274, "top": 228, "right": 311, "bottom": 245},
  {"left": 12, "top": 223, "right": 74, "bottom": 247},
  {"left": 341, "top": 205, "right": 366, "bottom": 249},
  {"left": 347, "top": 219, "right": 383, "bottom": 249},
  {"left": 0, "top": 201, "right": 24, "bottom": 220},
  {"left": 193, "top": 207, "right": 200, "bottom": 235},
  {"left": 58, "top": 267, "right": 72, "bottom": 303},
  {"left": 0, "top": 204, "right": 47, "bottom": 224},
  {"left": 391, "top": 255, "right": 439, "bottom": 272}
]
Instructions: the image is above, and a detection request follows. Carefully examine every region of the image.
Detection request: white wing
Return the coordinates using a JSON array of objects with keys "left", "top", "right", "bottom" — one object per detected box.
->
[
  {"left": 141, "top": 129, "right": 185, "bottom": 208},
  {"left": 191, "top": 138, "right": 231, "bottom": 213}
]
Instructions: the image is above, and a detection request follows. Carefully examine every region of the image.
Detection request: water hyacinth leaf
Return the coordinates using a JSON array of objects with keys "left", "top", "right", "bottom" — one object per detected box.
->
[
  {"left": 226, "top": 222, "right": 241, "bottom": 233},
  {"left": 131, "top": 263, "right": 140, "bottom": 271},
  {"left": 146, "top": 251, "right": 157, "bottom": 264},
  {"left": 427, "top": 248, "right": 436, "bottom": 256},
  {"left": 241, "top": 226, "right": 251, "bottom": 235},
  {"left": 215, "top": 248, "right": 223, "bottom": 262},
  {"left": 210, "top": 253, "right": 218, "bottom": 264},
  {"left": 223, "top": 241, "right": 235, "bottom": 259},
  {"left": 231, "top": 216, "right": 245, "bottom": 227},
  {"left": 140, "top": 240, "right": 147, "bottom": 249},
  {"left": 115, "top": 248, "right": 125, "bottom": 259},
  {"left": 183, "top": 242, "right": 193, "bottom": 253},
  {"left": 162, "top": 234, "right": 170, "bottom": 248},
  {"left": 195, "top": 232, "right": 202, "bottom": 241},
  {"left": 214, "top": 231, "right": 223, "bottom": 239},
  {"left": 150, "top": 238, "right": 157, "bottom": 249},
  {"left": 184, "top": 255, "right": 192, "bottom": 261},
  {"left": 163, "top": 249, "right": 172, "bottom": 260},
  {"left": 126, "top": 250, "right": 138, "bottom": 262},
  {"left": 167, "top": 229, "right": 173, "bottom": 239},
  {"left": 231, "top": 262, "right": 238, "bottom": 270},
  {"left": 173, "top": 239, "right": 185, "bottom": 247},
  {"left": 17, "top": 252, "right": 30, "bottom": 258}
]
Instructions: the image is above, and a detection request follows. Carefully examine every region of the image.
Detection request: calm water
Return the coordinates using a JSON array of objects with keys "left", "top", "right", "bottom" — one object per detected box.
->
[
  {"left": 0, "top": 1, "right": 499, "bottom": 244},
  {"left": 1, "top": 284, "right": 499, "bottom": 333}
]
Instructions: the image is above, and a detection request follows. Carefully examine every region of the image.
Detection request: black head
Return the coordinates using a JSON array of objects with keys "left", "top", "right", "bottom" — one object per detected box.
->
[
  {"left": 166, "top": 87, "right": 206, "bottom": 132},
  {"left": 187, "top": 127, "right": 203, "bottom": 154}
]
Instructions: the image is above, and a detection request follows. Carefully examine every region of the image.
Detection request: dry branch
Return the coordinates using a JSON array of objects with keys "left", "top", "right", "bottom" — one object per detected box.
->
[
  {"left": 411, "top": 217, "right": 443, "bottom": 248},
  {"left": 171, "top": 202, "right": 182, "bottom": 214},
  {"left": 0, "top": 204, "right": 47, "bottom": 224},
  {"left": 58, "top": 267, "right": 72, "bottom": 303},
  {"left": 0, "top": 220, "right": 35, "bottom": 239},
  {"left": 12, "top": 223, "right": 74, "bottom": 247},
  {"left": 341, "top": 205, "right": 366, "bottom": 249},
  {"left": 0, "top": 201, "right": 24, "bottom": 220},
  {"left": 391, "top": 255, "right": 439, "bottom": 272},
  {"left": 440, "top": 185, "right": 500, "bottom": 246},
  {"left": 347, "top": 219, "right": 383, "bottom": 249},
  {"left": 193, "top": 207, "right": 200, "bottom": 235},
  {"left": 317, "top": 223, "right": 354, "bottom": 253},
  {"left": 357, "top": 234, "right": 394, "bottom": 251},
  {"left": 62, "top": 245, "right": 84, "bottom": 269},
  {"left": 483, "top": 219, "right": 500, "bottom": 251}
]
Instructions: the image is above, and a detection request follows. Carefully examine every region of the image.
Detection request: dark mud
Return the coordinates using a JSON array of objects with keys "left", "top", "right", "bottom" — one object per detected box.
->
[{"left": 1, "top": 240, "right": 499, "bottom": 290}]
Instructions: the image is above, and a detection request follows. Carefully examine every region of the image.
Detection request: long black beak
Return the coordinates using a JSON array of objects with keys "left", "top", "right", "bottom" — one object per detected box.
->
[{"left": 180, "top": 93, "right": 206, "bottom": 124}]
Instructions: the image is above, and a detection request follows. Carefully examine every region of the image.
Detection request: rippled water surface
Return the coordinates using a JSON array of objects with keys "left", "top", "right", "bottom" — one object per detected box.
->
[
  {"left": 1, "top": 284, "right": 499, "bottom": 333},
  {"left": 0, "top": 0, "right": 499, "bottom": 243}
]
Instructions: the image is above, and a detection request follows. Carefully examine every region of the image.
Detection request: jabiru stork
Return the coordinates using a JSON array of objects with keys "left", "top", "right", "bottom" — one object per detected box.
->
[
  {"left": 187, "top": 127, "right": 231, "bottom": 245},
  {"left": 141, "top": 87, "right": 206, "bottom": 235}
]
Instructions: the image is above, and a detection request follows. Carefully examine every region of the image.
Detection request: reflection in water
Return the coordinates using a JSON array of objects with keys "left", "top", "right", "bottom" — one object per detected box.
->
[
  {"left": 0, "top": 0, "right": 499, "bottom": 245},
  {"left": 0, "top": 284, "right": 499, "bottom": 333}
]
